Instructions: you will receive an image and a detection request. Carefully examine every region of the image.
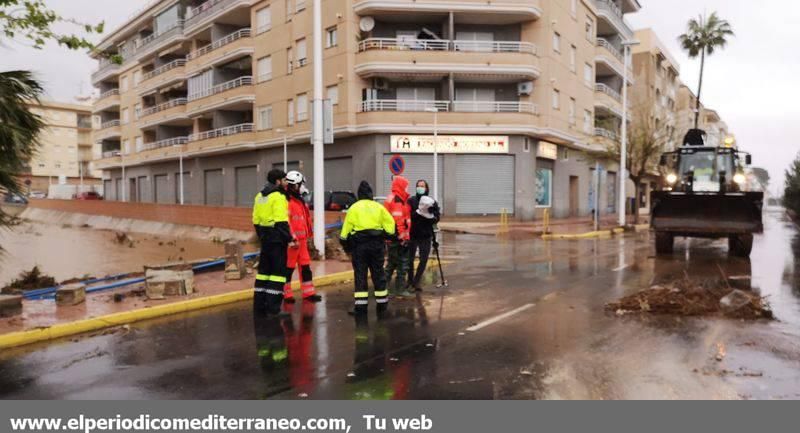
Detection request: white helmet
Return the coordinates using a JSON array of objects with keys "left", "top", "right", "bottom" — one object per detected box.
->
[{"left": 286, "top": 170, "right": 304, "bottom": 185}]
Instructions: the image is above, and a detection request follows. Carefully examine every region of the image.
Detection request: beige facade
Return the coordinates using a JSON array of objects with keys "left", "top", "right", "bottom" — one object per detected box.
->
[
  {"left": 631, "top": 28, "right": 680, "bottom": 143},
  {"left": 89, "top": 0, "right": 641, "bottom": 218}
]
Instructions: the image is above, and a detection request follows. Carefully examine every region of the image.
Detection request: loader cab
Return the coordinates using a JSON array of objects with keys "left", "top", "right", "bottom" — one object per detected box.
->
[{"left": 659, "top": 130, "right": 751, "bottom": 193}]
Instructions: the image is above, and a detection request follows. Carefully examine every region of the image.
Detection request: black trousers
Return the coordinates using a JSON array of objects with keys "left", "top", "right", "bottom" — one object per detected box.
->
[
  {"left": 408, "top": 237, "right": 433, "bottom": 287},
  {"left": 254, "top": 239, "right": 288, "bottom": 315},
  {"left": 351, "top": 236, "right": 388, "bottom": 313}
]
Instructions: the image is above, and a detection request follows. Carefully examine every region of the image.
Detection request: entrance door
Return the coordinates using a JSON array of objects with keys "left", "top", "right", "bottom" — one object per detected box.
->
[
  {"left": 129, "top": 178, "right": 138, "bottom": 203},
  {"left": 569, "top": 175, "right": 579, "bottom": 217}
]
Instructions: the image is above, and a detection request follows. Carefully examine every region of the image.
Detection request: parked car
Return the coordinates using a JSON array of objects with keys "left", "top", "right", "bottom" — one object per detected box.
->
[
  {"left": 74, "top": 191, "right": 103, "bottom": 200},
  {"left": 307, "top": 191, "right": 357, "bottom": 211},
  {"left": 29, "top": 191, "right": 47, "bottom": 199},
  {"left": 2, "top": 193, "right": 28, "bottom": 205}
]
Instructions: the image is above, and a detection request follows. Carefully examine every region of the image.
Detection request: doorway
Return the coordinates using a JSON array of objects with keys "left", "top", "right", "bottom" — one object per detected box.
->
[
  {"left": 129, "top": 178, "right": 138, "bottom": 203},
  {"left": 569, "top": 175, "right": 579, "bottom": 217}
]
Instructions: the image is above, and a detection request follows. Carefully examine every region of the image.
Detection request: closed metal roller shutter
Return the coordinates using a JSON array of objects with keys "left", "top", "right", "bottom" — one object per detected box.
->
[
  {"left": 235, "top": 166, "right": 258, "bottom": 207},
  {"left": 325, "top": 157, "right": 353, "bottom": 192},
  {"left": 456, "top": 155, "right": 514, "bottom": 215},
  {"left": 154, "top": 175, "right": 170, "bottom": 204},
  {"left": 115, "top": 179, "right": 122, "bottom": 201},
  {"left": 204, "top": 169, "right": 224, "bottom": 206},
  {"left": 137, "top": 176, "right": 151, "bottom": 203},
  {"left": 382, "top": 154, "right": 443, "bottom": 202},
  {"left": 103, "top": 180, "right": 112, "bottom": 200}
]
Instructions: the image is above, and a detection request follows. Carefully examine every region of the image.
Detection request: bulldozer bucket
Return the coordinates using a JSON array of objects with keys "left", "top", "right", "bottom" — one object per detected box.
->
[{"left": 650, "top": 191, "right": 764, "bottom": 236}]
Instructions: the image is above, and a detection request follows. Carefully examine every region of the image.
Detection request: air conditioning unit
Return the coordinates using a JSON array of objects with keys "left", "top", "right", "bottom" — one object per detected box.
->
[
  {"left": 374, "top": 78, "right": 389, "bottom": 90},
  {"left": 517, "top": 81, "right": 534, "bottom": 95}
]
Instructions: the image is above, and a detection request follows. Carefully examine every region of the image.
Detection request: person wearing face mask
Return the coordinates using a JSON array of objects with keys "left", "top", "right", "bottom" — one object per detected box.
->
[{"left": 407, "top": 180, "right": 440, "bottom": 291}]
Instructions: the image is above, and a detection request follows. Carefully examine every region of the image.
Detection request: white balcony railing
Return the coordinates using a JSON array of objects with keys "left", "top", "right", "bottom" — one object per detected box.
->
[
  {"left": 593, "top": 0, "right": 633, "bottom": 37},
  {"left": 596, "top": 38, "right": 623, "bottom": 62},
  {"left": 595, "top": 127, "right": 618, "bottom": 141},
  {"left": 135, "top": 21, "right": 185, "bottom": 52},
  {"left": 188, "top": 76, "right": 253, "bottom": 101},
  {"left": 142, "top": 136, "right": 189, "bottom": 151},
  {"left": 140, "top": 98, "right": 188, "bottom": 117},
  {"left": 357, "top": 38, "right": 536, "bottom": 54},
  {"left": 187, "top": 28, "right": 251, "bottom": 61},
  {"left": 102, "top": 150, "right": 121, "bottom": 158},
  {"left": 452, "top": 101, "right": 538, "bottom": 114},
  {"left": 92, "top": 59, "right": 121, "bottom": 81},
  {"left": 100, "top": 120, "right": 121, "bottom": 129},
  {"left": 360, "top": 99, "right": 450, "bottom": 112},
  {"left": 595, "top": 83, "right": 622, "bottom": 102},
  {"left": 142, "top": 59, "right": 186, "bottom": 81},
  {"left": 98, "top": 89, "right": 120, "bottom": 100},
  {"left": 453, "top": 40, "right": 537, "bottom": 54},
  {"left": 189, "top": 123, "right": 254, "bottom": 142},
  {"left": 187, "top": 0, "right": 237, "bottom": 25}
]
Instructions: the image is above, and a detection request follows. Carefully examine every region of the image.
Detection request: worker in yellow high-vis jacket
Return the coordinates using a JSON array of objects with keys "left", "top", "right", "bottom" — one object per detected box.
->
[
  {"left": 340, "top": 181, "right": 396, "bottom": 316},
  {"left": 253, "top": 169, "right": 292, "bottom": 316}
]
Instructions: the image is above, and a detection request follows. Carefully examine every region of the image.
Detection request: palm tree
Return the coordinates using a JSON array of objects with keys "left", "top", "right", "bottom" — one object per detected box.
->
[
  {"left": 0, "top": 70, "right": 44, "bottom": 227},
  {"left": 679, "top": 12, "right": 734, "bottom": 129}
]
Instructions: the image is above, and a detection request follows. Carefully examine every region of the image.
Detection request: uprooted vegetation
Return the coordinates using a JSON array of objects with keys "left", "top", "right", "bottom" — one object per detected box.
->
[
  {"left": 607, "top": 274, "right": 773, "bottom": 320},
  {"left": 1, "top": 266, "right": 57, "bottom": 294}
]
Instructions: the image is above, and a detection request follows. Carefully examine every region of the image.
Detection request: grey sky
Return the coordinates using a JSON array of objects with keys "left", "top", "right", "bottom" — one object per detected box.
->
[{"left": 2, "top": 0, "right": 796, "bottom": 195}]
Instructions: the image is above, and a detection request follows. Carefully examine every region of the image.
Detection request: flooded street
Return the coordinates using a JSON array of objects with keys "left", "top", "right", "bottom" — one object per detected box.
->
[
  {"left": 0, "top": 221, "right": 231, "bottom": 287},
  {"left": 2, "top": 208, "right": 800, "bottom": 399}
]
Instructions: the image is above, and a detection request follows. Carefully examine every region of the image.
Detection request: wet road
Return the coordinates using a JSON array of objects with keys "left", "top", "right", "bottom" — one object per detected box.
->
[{"left": 2, "top": 208, "right": 800, "bottom": 399}]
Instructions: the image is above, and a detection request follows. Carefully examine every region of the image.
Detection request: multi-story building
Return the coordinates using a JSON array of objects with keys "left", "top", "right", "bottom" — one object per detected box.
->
[
  {"left": 22, "top": 100, "right": 100, "bottom": 194},
  {"left": 631, "top": 28, "right": 680, "bottom": 141},
  {"left": 90, "top": 0, "right": 640, "bottom": 220}
]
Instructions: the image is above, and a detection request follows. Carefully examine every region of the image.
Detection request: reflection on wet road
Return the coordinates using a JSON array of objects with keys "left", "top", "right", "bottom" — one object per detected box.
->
[{"left": 2, "top": 208, "right": 800, "bottom": 399}]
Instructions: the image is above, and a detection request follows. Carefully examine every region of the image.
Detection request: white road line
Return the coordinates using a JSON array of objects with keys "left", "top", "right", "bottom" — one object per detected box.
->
[
  {"left": 466, "top": 303, "right": 536, "bottom": 332},
  {"left": 612, "top": 264, "right": 630, "bottom": 272}
]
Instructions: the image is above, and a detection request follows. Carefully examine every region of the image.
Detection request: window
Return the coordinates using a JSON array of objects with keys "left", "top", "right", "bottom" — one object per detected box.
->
[
  {"left": 121, "top": 108, "right": 129, "bottom": 124},
  {"left": 584, "top": 63, "right": 593, "bottom": 85},
  {"left": 286, "top": 0, "right": 293, "bottom": 20},
  {"left": 287, "top": 48, "right": 294, "bottom": 74},
  {"left": 584, "top": 109, "right": 593, "bottom": 134},
  {"left": 552, "top": 89, "right": 560, "bottom": 110},
  {"left": 257, "top": 56, "right": 272, "bottom": 82},
  {"left": 571, "top": 0, "right": 577, "bottom": 17},
  {"left": 559, "top": 147, "right": 570, "bottom": 161},
  {"left": 135, "top": 136, "right": 143, "bottom": 152},
  {"left": 296, "top": 38, "right": 307, "bottom": 67},
  {"left": 569, "top": 45, "right": 577, "bottom": 72},
  {"left": 585, "top": 17, "right": 594, "bottom": 41},
  {"left": 256, "top": 6, "right": 271, "bottom": 33},
  {"left": 326, "top": 26, "right": 338, "bottom": 48},
  {"left": 552, "top": 32, "right": 560, "bottom": 53},
  {"left": 535, "top": 168, "right": 552, "bottom": 208},
  {"left": 120, "top": 75, "right": 129, "bottom": 92},
  {"left": 569, "top": 97, "right": 576, "bottom": 124},
  {"left": 287, "top": 99, "right": 295, "bottom": 125},
  {"left": 297, "top": 93, "right": 308, "bottom": 121},
  {"left": 133, "top": 70, "right": 142, "bottom": 86},
  {"left": 327, "top": 84, "right": 339, "bottom": 105},
  {"left": 134, "top": 103, "right": 142, "bottom": 120},
  {"left": 295, "top": 0, "right": 306, "bottom": 12},
  {"left": 257, "top": 105, "right": 273, "bottom": 130},
  {"left": 122, "top": 139, "right": 130, "bottom": 154}
]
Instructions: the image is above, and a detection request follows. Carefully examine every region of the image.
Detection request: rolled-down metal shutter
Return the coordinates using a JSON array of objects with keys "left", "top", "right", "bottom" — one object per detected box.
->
[
  {"left": 325, "top": 157, "right": 353, "bottom": 192},
  {"left": 154, "top": 174, "right": 170, "bottom": 204},
  {"left": 235, "top": 166, "right": 258, "bottom": 207},
  {"left": 204, "top": 169, "right": 224, "bottom": 206},
  {"left": 103, "top": 180, "right": 112, "bottom": 200},
  {"left": 382, "top": 154, "right": 443, "bottom": 202},
  {"left": 115, "top": 179, "right": 122, "bottom": 201},
  {"left": 456, "top": 155, "right": 514, "bottom": 215}
]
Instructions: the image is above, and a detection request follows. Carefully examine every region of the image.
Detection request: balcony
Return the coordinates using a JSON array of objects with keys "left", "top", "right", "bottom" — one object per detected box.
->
[
  {"left": 358, "top": 99, "right": 538, "bottom": 129},
  {"left": 135, "top": 21, "right": 186, "bottom": 60},
  {"left": 141, "top": 98, "right": 188, "bottom": 117},
  {"left": 139, "top": 99, "right": 190, "bottom": 128},
  {"left": 596, "top": 38, "right": 623, "bottom": 64},
  {"left": 361, "top": 99, "right": 536, "bottom": 114},
  {"left": 595, "top": 83, "right": 621, "bottom": 103},
  {"left": 593, "top": 0, "right": 634, "bottom": 38},
  {"left": 185, "top": 0, "right": 256, "bottom": 34},
  {"left": 453, "top": 101, "right": 538, "bottom": 114},
  {"left": 187, "top": 76, "right": 254, "bottom": 114},
  {"left": 91, "top": 58, "right": 121, "bottom": 85},
  {"left": 93, "top": 89, "right": 121, "bottom": 113},
  {"left": 361, "top": 100, "right": 450, "bottom": 112},
  {"left": 186, "top": 28, "right": 252, "bottom": 72},
  {"left": 353, "top": 0, "right": 542, "bottom": 23},
  {"left": 594, "top": 127, "right": 618, "bottom": 142},
  {"left": 358, "top": 38, "right": 536, "bottom": 55},
  {"left": 187, "top": 123, "right": 256, "bottom": 151},
  {"left": 102, "top": 150, "right": 121, "bottom": 159},
  {"left": 142, "top": 136, "right": 189, "bottom": 152}
]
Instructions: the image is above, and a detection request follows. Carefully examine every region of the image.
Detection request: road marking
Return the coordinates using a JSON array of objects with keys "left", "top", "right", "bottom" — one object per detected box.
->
[
  {"left": 466, "top": 303, "right": 536, "bottom": 332},
  {"left": 612, "top": 263, "right": 630, "bottom": 272}
]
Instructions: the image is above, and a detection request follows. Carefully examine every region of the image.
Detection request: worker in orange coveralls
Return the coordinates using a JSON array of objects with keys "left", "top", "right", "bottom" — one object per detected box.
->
[{"left": 283, "top": 170, "right": 322, "bottom": 304}]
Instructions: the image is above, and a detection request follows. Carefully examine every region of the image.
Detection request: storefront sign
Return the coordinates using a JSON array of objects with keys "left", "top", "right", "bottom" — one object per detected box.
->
[
  {"left": 537, "top": 141, "right": 558, "bottom": 160},
  {"left": 390, "top": 135, "right": 509, "bottom": 154}
]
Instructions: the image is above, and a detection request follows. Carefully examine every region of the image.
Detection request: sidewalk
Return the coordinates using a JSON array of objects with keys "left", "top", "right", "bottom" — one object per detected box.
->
[{"left": 439, "top": 214, "right": 650, "bottom": 237}]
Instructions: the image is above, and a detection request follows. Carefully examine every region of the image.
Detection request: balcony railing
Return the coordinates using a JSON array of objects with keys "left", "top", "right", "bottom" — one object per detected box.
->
[
  {"left": 189, "top": 123, "right": 254, "bottom": 142},
  {"left": 91, "top": 59, "right": 121, "bottom": 81},
  {"left": 594, "top": 127, "right": 618, "bottom": 141},
  {"left": 102, "top": 150, "right": 121, "bottom": 158},
  {"left": 142, "top": 59, "right": 186, "bottom": 81},
  {"left": 187, "top": 0, "right": 237, "bottom": 25},
  {"left": 596, "top": 38, "right": 623, "bottom": 62},
  {"left": 135, "top": 21, "right": 185, "bottom": 52},
  {"left": 98, "top": 89, "right": 120, "bottom": 100},
  {"left": 361, "top": 99, "right": 450, "bottom": 112},
  {"left": 595, "top": 83, "right": 622, "bottom": 102},
  {"left": 100, "top": 120, "right": 121, "bottom": 129},
  {"left": 360, "top": 99, "right": 536, "bottom": 113},
  {"left": 453, "top": 101, "right": 538, "bottom": 114},
  {"left": 593, "top": 0, "right": 633, "bottom": 37},
  {"left": 358, "top": 38, "right": 536, "bottom": 54},
  {"left": 141, "top": 98, "right": 188, "bottom": 117},
  {"left": 188, "top": 76, "right": 253, "bottom": 101},
  {"left": 187, "top": 28, "right": 251, "bottom": 61},
  {"left": 142, "top": 136, "right": 189, "bottom": 151}
]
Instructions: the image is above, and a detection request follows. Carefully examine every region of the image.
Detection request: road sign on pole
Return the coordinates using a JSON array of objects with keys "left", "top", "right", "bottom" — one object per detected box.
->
[{"left": 389, "top": 155, "right": 405, "bottom": 176}]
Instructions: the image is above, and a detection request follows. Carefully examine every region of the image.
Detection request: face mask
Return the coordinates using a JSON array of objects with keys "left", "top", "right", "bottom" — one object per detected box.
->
[{"left": 416, "top": 187, "right": 427, "bottom": 195}]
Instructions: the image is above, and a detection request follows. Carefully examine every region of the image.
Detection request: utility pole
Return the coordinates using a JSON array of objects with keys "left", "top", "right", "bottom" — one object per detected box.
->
[
  {"left": 311, "top": 0, "right": 326, "bottom": 258},
  {"left": 619, "top": 40, "right": 639, "bottom": 227}
]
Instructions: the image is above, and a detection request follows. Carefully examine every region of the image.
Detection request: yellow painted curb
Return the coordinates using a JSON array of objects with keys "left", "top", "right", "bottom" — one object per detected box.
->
[{"left": 542, "top": 227, "right": 625, "bottom": 240}]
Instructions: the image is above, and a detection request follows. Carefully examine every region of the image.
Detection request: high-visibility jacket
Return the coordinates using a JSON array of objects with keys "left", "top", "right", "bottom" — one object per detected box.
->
[
  {"left": 288, "top": 194, "right": 313, "bottom": 241},
  {"left": 253, "top": 184, "right": 291, "bottom": 243},
  {"left": 340, "top": 199, "right": 396, "bottom": 240},
  {"left": 384, "top": 177, "right": 411, "bottom": 240}
]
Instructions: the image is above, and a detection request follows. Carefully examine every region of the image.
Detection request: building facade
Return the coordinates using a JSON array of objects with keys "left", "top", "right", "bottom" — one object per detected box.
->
[
  {"left": 22, "top": 101, "right": 99, "bottom": 194},
  {"left": 90, "top": 0, "right": 640, "bottom": 219}
]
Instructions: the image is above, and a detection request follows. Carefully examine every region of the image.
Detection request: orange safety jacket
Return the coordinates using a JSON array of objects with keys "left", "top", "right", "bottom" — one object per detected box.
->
[{"left": 288, "top": 195, "right": 313, "bottom": 241}]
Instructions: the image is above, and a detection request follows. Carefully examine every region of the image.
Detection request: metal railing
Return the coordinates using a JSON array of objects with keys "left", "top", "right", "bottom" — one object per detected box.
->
[
  {"left": 189, "top": 123, "right": 254, "bottom": 142},
  {"left": 453, "top": 40, "right": 536, "bottom": 54},
  {"left": 102, "top": 150, "right": 121, "bottom": 158},
  {"left": 142, "top": 136, "right": 189, "bottom": 151},
  {"left": 360, "top": 99, "right": 450, "bottom": 112},
  {"left": 100, "top": 120, "right": 121, "bottom": 129},
  {"left": 142, "top": 59, "right": 186, "bottom": 81},
  {"left": 187, "top": 28, "right": 251, "bottom": 60},
  {"left": 595, "top": 83, "right": 622, "bottom": 102},
  {"left": 596, "top": 38, "right": 623, "bottom": 62},
  {"left": 358, "top": 38, "right": 536, "bottom": 54},
  {"left": 452, "top": 101, "right": 538, "bottom": 114},
  {"left": 98, "top": 89, "right": 120, "bottom": 100},
  {"left": 295, "top": 0, "right": 306, "bottom": 11},
  {"left": 594, "top": 127, "right": 618, "bottom": 141},
  {"left": 187, "top": 0, "right": 238, "bottom": 25},
  {"left": 92, "top": 60, "right": 121, "bottom": 81},
  {"left": 136, "top": 21, "right": 185, "bottom": 52},
  {"left": 188, "top": 76, "right": 253, "bottom": 101},
  {"left": 593, "top": 0, "right": 633, "bottom": 37},
  {"left": 141, "top": 98, "right": 188, "bottom": 117}
]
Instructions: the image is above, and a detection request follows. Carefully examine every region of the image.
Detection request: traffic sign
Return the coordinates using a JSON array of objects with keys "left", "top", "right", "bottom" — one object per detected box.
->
[{"left": 388, "top": 155, "right": 405, "bottom": 176}]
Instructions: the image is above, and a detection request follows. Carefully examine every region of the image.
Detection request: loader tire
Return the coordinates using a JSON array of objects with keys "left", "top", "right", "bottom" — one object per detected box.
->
[
  {"left": 655, "top": 232, "right": 674, "bottom": 255},
  {"left": 728, "top": 234, "right": 753, "bottom": 257}
]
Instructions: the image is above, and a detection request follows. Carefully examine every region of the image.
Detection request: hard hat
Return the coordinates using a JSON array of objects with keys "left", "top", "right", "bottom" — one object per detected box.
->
[{"left": 286, "top": 170, "right": 304, "bottom": 185}]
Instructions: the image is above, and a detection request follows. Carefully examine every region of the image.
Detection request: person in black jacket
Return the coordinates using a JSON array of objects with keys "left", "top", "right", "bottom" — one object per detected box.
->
[{"left": 407, "top": 180, "right": 440, "bottom": 291}]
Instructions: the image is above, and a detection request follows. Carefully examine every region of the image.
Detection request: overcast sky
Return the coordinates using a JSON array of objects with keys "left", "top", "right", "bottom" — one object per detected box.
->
[{"left": 1, "top": 0, "right": 797, "bottom": 195}]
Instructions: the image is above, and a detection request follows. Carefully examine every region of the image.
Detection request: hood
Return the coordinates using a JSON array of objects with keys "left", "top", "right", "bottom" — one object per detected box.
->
[
  {"left": 261, "top": 182, "right": 285, "bottom": 197},
  {"left": 357, "top": 181, "right": 374, "bottom": 200},
  {"left": 391, "top": 176, "right": 410, "bottom": 201}
]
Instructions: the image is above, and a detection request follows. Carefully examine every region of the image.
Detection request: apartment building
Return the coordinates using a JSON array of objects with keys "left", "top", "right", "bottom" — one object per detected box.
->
[
  {"left": 90, "top": 0, "right": 640, "bottom": 219},
  {"left": 22, "top": 100, "right": 100, "bottom": 193}
]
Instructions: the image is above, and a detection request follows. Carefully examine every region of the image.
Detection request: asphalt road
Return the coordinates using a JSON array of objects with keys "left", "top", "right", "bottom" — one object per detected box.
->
[{"left": 2, "top": 208, "right": 799, "bottom": 400}]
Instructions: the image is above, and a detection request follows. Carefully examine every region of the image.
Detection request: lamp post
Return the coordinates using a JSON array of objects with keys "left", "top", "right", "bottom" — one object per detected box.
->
[
  {"left": 177, "top": 141, "right": 185, "bottom": 205},
  {"left": 619, "top": 39, "right": 639, "bottom": 227},
  {"left": 311, "top": 0, "right": 326, "bottom": 258},
  {"left": 276, "top": 128, "right": 288, "bottom": 172},
  {"left": 424, "top": 106, "right": 439, "bottom": 202}
]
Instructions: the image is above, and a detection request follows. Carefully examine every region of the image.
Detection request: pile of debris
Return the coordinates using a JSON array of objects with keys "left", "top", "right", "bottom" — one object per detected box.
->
[
  {"left": 1, "top": 266, "right": 56, "bottom": 294},
  {"left": 607, "top": 276, "right": 773, "bottom": 320}
]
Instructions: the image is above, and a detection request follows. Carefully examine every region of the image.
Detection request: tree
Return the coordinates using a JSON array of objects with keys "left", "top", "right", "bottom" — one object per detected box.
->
[
  {"left": 784, "top": 155, "right": 800, "bottom": 216},
  {"left": 678, "top": 12, "right": 734, "bottom": 129}
]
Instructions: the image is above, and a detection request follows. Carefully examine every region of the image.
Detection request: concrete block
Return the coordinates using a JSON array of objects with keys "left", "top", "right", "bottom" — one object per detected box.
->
[
  {"left": 145, "top": 269, "right": 195, "bottom": 299},
  {"left": 56, "top": 283, "right": 86, "bottom": 306},
  {"left": 0, "top": 294, "right": 23, "bottom": 318},
  {"left": 224, "top": 240, "right": 246, "bottom": 281}
]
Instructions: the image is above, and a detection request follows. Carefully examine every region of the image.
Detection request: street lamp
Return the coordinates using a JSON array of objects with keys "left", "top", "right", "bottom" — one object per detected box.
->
[
  {"left": 311, "top": 0, "right": 326, "bottom": 258},
  {"left": 619, "top": 39, "right": 639, "bottom": 227},
  {"left": 424, "top": 106, "right": 439, "bottom": 202},
  {"left": 176, "top": 141, "right": 186, "bottom": 205},
  {"left": 276, "top": 128, "right": 288, "bottom": 172}
]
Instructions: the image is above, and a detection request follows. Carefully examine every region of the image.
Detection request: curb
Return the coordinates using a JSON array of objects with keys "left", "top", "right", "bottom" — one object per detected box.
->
[{"left": 541, "top": 227, "right": 625, "bottom": 240}]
